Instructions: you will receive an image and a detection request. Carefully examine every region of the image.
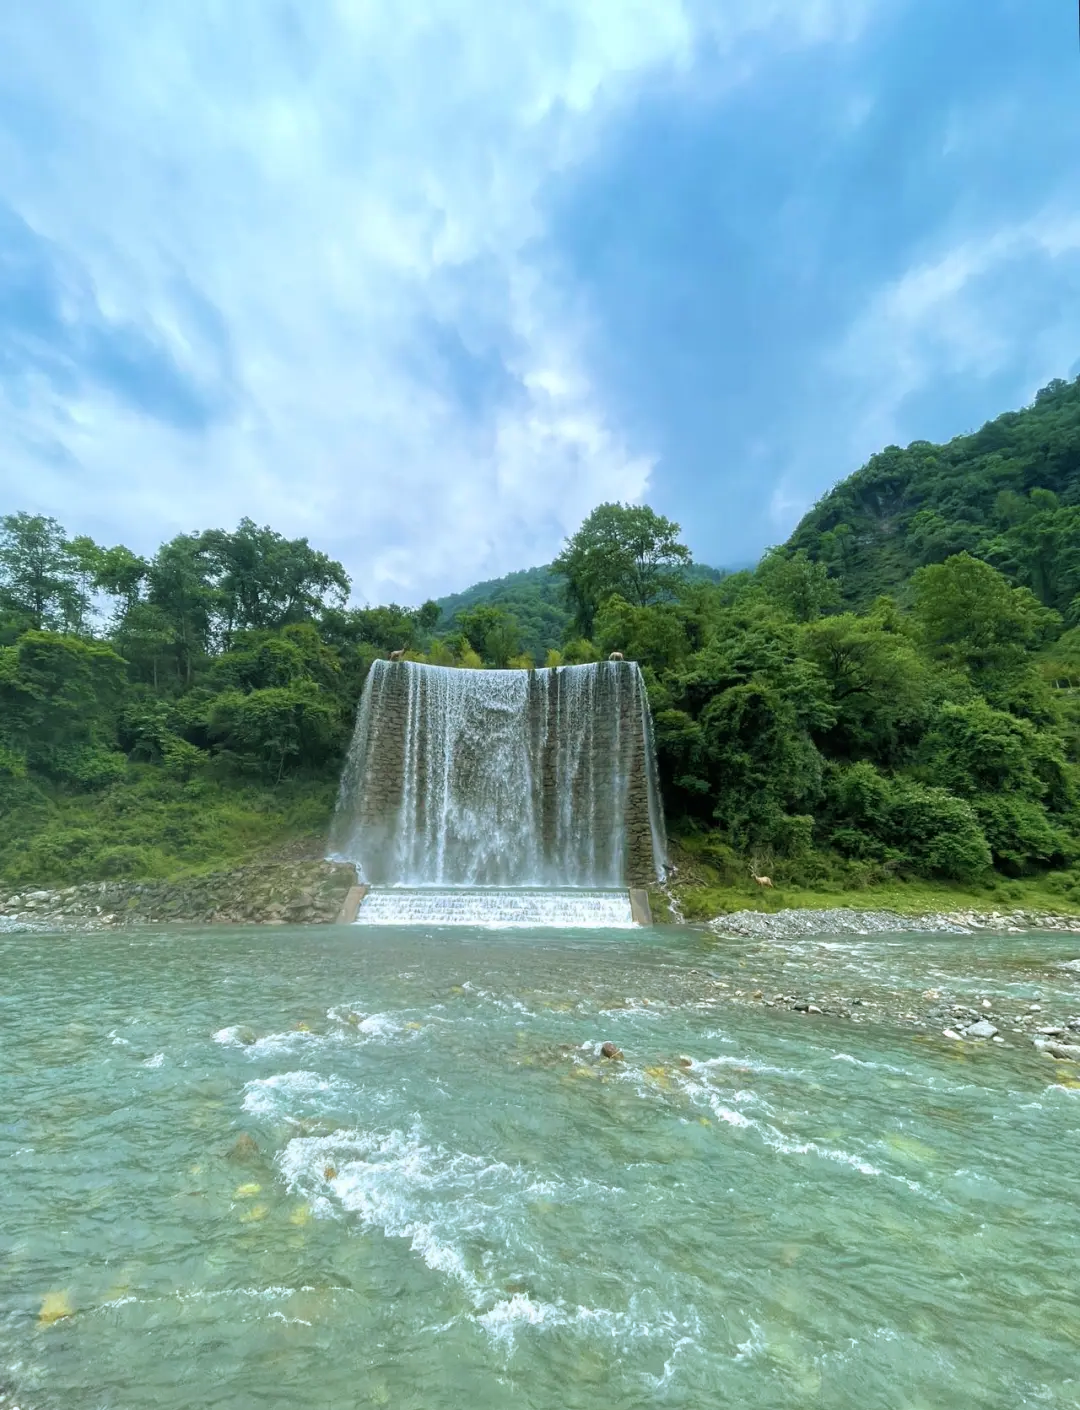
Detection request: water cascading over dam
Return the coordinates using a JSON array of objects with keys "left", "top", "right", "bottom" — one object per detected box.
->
[{"left": 329, "top": 660, "right": 666, "bottom": 922}]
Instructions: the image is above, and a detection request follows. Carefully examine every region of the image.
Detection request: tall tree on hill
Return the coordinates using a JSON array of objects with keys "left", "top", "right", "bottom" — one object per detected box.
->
[
  {"left": 199, "top": 519, "right": 350, "bottom": 644},
  {"left": 553, "top": 502, "right": 691, "bottom": 635},
  {"left": 0, "top": 513, "right": 90, "bottom": 632}
]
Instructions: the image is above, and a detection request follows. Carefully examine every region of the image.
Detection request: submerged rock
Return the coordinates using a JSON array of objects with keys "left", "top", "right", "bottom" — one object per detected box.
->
[{"left": 227, "top": 1132, "right": 260, "bottom": 1162}]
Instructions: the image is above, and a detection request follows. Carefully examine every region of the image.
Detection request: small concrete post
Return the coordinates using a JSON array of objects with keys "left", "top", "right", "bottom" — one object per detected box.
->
[
  {"left": 335, "top": 884, "right": 368, "bottom": 925},
  {"left": 628, "top": 888, "right": 653, "bottom": 926}
]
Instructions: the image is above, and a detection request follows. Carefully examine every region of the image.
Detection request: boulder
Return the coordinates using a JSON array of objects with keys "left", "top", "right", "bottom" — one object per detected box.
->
[
  {"left": 600, "top": 1041, "right": 623, "bottom": 1060},
  {"left": 1033, "top": 1038, "right": 1080, "bottom": 1061},
  {"left": 962, "top": 1020, "right": 998, "bottom": 1039}
]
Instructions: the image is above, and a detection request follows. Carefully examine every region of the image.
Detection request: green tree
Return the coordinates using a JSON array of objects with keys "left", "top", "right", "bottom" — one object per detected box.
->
[
  {"left": 0, "top": 631, "right": 127, "bottom": 784},
  {"left": 911, "top": 554, "right": 1059, "bottom": 708},
  {"left": 593, "top": 596, "right": 691, "bottom": 673},
  {"left": 756, "top": 548, "right": 841, "bottom": 622},
  {"left": 919, "top": 700, "right": 1075, "bottom": 871},
  {"left": 208, "top": 681, "right": 341, "bottom": 781},
  {"left": 799, "top": 612, "right": 935, "bottom": 763},
  {"left": 68, "top": 537, "right": 149, "bottom": 614},
  {"left": 146, "top": 534, "right": 218, "bottom": 682},
  {"left": 456, "top": 605, "right": 523, "bottom": 667},
  {"left": 823, "top": 761, "right": 991, "bottom": 879},
  {"left": 553, "top": 503, "right": 691, "bottom": 634},
  {"left": 0, "top": 513, "right": 90, "bottom": 631},
  {"left": 199, "top": 518, "right": 350, "bottom": 642}
]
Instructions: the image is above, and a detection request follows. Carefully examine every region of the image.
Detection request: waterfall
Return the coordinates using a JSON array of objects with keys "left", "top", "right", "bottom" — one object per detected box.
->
[{"left": 329, "top": 660, "right": 667, "bottom": 888}]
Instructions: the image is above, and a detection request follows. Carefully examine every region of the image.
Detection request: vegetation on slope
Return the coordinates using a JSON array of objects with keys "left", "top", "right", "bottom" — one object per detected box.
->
[
  {"left": 5, "top": 372, "right": 1080, "bottom": 910},
  {"left": 787, "top": 375, "right": 1080, "bottom": 613}
]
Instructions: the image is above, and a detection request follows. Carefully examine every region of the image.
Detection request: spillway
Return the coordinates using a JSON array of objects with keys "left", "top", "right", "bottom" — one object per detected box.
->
[{"left": 353, "top": 887, "right": 637, "bottom": 929}]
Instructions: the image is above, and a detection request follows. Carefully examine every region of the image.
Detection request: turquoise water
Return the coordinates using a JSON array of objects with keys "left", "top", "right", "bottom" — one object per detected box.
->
[{"left": 2, "top": 923, "right": 1079, "bottom": 1408}]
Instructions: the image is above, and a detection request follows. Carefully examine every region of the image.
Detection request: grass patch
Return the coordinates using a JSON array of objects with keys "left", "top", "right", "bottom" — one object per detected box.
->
[
  {"left": 0, "top": 765, "right": 337, "bottom": 889},
  {"left": 654, "top": 832, "right": 1080, "bottom": 923}
]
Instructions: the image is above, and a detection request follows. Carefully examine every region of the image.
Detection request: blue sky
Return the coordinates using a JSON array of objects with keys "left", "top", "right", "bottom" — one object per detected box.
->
[{"left": 2, "top": 1, "right": 1078, "bottom": 602}]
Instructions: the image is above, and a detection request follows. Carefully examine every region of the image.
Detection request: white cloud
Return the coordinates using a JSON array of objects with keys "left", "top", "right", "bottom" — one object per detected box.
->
[
  {"left": 0, "top": 0, "right": 873, "bottom": 602},
  {"left": 829, "top": 210, "right": 1080, "bottom": 457},
  {"left": 761, "top": 206, "right": 1080, "bottom": 539}
]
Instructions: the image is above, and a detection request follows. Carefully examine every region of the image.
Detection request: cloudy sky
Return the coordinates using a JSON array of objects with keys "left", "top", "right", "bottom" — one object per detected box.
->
[{"left": 2, "top": 1, "right": 1078, "bottom": 604}]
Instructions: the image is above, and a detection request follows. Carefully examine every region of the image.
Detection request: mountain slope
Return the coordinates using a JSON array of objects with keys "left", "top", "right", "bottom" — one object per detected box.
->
[
  {"left": 435, "top": 561, "right": 729, "bottom": 657},
  {"left": 786, "top": 375, "right": 1080, "bottom": 612}
]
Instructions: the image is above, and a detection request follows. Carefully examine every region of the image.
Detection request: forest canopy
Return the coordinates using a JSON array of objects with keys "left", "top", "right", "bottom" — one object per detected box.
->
[{"left": 5, "top": 373, "right": 1080, "bottom": 899}]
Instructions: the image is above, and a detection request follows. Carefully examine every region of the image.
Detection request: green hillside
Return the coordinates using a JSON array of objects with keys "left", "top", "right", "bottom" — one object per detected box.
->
[
  {"left": 786, "top": 375, "right": 1080, "bottom": 613},
  {"left": 435, "top": 560, "right": 727, "bottom": 660},
  {"left": 435, "top": 565, "right": 571, "bottom": 659}
]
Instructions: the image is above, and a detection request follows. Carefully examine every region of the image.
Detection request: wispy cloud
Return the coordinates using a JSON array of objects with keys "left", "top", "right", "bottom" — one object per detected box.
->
[{"left": 0, "top": 0, "right": 884, "bottom": 600}]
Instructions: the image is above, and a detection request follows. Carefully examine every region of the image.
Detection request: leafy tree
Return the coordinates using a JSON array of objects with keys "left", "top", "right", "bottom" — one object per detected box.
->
[
  {"left": 919, "top": 700, "right": 1075, "bottom": 871},
  {"left": 68, "top": 537, "right": 149, "bottom": 614},
  {"left": 756, "top": 548, "right": 841, "bottom": 622},
  {"left": 911, "top": 553, "right": 1059, "bottom": 710},
  {"left": 456, "top": 605, "right": 523, "bottom": 667},
  {"left": 208, "top": 681, "right": 341, "bottom": 781},
  {"left": 594, "top": 596, "right": 691, "bottom": 673},
  {"left": 0, "top": 631, "right": 127, "bottom": 784},
  {"left": 823, "top": 762, "right": 991, "bottom": 879},
  {"left": 146, "top": 534, "right": 218, "bottom": 682},
  {"left": 799, "top": 612, "right": 935, "bottom": 763},
  {"left": 552, "top": 502, "right": 691, "bottom": 634},
  {"left": 199, "top": 518, "right": 349, "bottom": 642},
  {"left": 0, "top": 513, "right": 90, "bottom": 631}
]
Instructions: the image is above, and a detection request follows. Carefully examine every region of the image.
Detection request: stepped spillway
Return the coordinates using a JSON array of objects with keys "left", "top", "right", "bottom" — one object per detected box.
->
[{"left": 354, "top": 887, "right": 637, "bottom": 929}]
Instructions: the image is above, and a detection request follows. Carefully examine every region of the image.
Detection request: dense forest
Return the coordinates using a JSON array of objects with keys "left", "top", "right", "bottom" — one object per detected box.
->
[{"left": 5, "top": 373, "right": 1080, "bottom": 906}]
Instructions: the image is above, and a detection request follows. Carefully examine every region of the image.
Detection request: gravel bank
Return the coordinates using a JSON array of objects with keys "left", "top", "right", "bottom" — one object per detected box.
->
[{"left": 708, "top": 906, "right": 1080, "bottom": 941}]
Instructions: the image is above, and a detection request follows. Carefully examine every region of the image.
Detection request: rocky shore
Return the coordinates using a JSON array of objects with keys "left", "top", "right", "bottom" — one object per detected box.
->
[
  {"left": 707, "top": 905, "right": 1080, "bottom": 941},
  {"left": 0, "top": 859, "right": 358, "bottom": 931},
  {"left": 694, "top": 905, "right": 1080, "bottom": 1067}
]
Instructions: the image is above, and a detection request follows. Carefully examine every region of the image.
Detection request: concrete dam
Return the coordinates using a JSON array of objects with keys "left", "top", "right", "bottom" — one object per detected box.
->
[{"left": 329, "top": 659, "right": 667, "bottom": 925}]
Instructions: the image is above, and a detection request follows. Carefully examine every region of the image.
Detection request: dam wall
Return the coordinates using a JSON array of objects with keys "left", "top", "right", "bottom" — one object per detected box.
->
[{"left": 329, "top": 660, "right": 666, "bottom": 888}]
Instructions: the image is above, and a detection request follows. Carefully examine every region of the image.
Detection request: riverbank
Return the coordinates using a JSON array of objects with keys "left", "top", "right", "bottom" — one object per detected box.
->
[
  {"left": 663, "top": 904, "right": 1080, "bottom": 1070},
  {"left": 0, "top": 859, "right": 357, "bottom": 930}
]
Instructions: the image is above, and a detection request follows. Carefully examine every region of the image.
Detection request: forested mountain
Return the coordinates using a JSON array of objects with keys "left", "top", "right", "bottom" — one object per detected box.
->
[
  {"left": 6, "top": 377, "right": 1080, "bottom": 908},
  {"left": 435, "top": 566, "right": 571, "bottom": 659},
  {"left": 434, "top": 560, "right": 727, "bottom": 658},
  {"left": 786, "top": 375, "right": 1080, "bottom": 613}
]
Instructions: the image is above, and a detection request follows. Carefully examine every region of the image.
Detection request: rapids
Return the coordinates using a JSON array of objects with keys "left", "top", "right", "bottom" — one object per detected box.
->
[{"left": 2, "top": 922, "right": 1079, "bottom": 1408}]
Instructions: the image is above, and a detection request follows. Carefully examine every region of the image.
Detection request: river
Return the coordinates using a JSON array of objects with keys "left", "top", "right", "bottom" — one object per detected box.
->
[{"left": 2, "top": 922, "right": 1079, "bottom": 1408}]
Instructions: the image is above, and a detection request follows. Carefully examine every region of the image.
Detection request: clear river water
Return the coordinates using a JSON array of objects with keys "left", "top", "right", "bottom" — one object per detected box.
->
[{"left": 2, "top": 921, "right": 1079, "bottom": 1409}]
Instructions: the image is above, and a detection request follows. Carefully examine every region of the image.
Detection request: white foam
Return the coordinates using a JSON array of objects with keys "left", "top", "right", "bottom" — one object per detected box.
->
[
  {"left": 357, "top": 1013, "right": 402, "bottom": 1039},
  {"left": 142, "top": 1052, "right": 165, "bottom": 1068},
  {"left": 242, "top": 1070, "right": 357, "bottom": 1119},
  {"left": 681, "top": 1078, "right": 887, "bottom": 1178},
  {"left": 697, "top": 1054, "right": 804, "bottom": 1078},
  {"left": 832, "top": 1053, "right": 912, "bottom": 1076},
  {"left": 355, "top": 887, "right": 638, "bottom": 929},
  {"left": 475, "top": 1293, "right": 561, "bottom": 1346},
  {"left": 213, "top": 1026, "right": 249, "bottom": 1046}
]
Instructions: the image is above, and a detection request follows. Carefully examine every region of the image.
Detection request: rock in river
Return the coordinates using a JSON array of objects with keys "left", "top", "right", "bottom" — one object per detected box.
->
[{"left": 962, "top": 1020, "right": 999, "bottom": 1039}]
